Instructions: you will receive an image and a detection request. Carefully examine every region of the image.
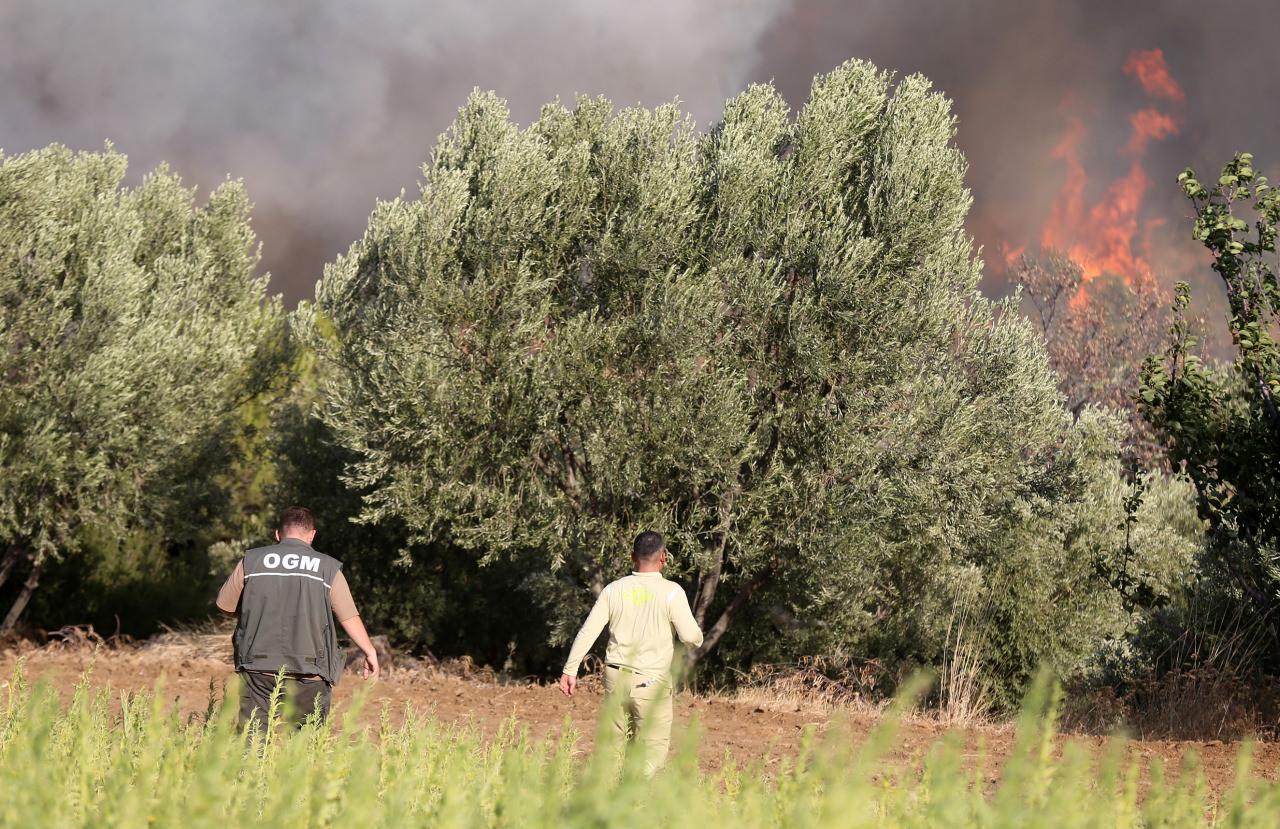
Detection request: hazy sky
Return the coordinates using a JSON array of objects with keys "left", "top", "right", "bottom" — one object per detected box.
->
[{"left": 2, "top": 1, "right": 1276, "bottom": 306}]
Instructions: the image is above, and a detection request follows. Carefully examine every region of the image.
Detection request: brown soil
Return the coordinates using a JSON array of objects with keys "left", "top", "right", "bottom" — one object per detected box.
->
[{"left": 1, "top": 641, "right": 1277, "bottom": 800}]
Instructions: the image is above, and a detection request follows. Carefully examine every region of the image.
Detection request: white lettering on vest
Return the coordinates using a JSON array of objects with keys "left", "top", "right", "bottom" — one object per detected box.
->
[{"left": 260, "top": 551, "right": 323, "bottom": 573}]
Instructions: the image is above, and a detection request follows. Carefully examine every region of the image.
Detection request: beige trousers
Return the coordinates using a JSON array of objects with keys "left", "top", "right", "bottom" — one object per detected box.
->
[{"left": 603, "top": 665, "right": 674, "bottom": 776}]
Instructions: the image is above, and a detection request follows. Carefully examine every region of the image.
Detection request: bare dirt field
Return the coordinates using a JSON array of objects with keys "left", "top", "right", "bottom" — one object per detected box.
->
[{"left": 2, "top": 637, "right": 1277, "bottom": 800}]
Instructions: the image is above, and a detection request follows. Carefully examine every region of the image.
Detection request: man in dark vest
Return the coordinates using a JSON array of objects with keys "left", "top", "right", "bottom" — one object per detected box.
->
[{"left": 216, "top": 506, "right": 379, "bottom": 727}]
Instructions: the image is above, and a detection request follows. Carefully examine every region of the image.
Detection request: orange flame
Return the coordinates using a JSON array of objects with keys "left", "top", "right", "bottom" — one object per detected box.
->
[
  {"left": 1075, "top": 162, "right": 1150, "bottom": 283},
  {"left": 1123, "top": 49, "right": 1185, "bottom": 103},
  {"left": 1034, "top": 49, "right": 1183, "bottom": 297},
  {"left": 1041, "top": 117, "right": 1088, "bottom": 256},
  {"left": 1127, "top": 108, "right": 1178, "bottom": 154},
  {"left": 999, "top": 242, "right": 1026, "bottom": 267}
]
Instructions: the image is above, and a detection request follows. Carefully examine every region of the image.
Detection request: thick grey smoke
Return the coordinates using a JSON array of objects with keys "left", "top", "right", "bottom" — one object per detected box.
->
[
  {"left": 2, "top": 0, "right": 1275, "bottom": 306},
  {"left": 0, "top": 1, "right": 785, "bottom": 301}
]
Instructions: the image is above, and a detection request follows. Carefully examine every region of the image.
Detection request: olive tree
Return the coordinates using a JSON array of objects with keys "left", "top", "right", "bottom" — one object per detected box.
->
[
  {"left": 0, "top": 145, "right": 286, "bottom": 631},
  {"left": 312, "top": 61, "right": 1129, "bottom": 683}
]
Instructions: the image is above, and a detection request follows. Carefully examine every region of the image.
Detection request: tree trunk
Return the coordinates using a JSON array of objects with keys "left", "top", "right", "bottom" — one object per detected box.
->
[
  {"left": 0, "top": 546, "right": 21, "bottom": 593},
  {"left": 588, "top": 558, "right": 605, "bottom": 597},
  {"left": 689, "top": 560, "right": 777, "bottom": 666},
  {"left": 692, "top": 551, "right": 722, "bottom": 627},
  {"left": 1249, "top": 362, "right": 1280, "bottom": 432},
  {"left": 0, "top": 559, "right": 42, "bottom": 634},
  {"left": 693, "top": 495, "right": 735, "bottom": 626}
]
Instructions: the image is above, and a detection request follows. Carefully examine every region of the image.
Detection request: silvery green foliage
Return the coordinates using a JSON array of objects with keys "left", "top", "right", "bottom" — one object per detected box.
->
[
  {"left": 960, "top": 411, "right": 1202, "bottom": 701},
  {"left": 311, "top": 61, "right": 1132, "bottom": 676},
  {"left": 0, "top": 145, "right": 284, "bottom": 563}
]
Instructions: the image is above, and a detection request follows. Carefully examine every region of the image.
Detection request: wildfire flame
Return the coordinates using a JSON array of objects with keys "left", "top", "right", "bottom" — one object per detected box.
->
[
  {"left": 1037, "top": 48, "right": 1183, "bottom": 293},
  {"left": 999, "top": 242, "right": 1026, "bottom": 267},
  {"left": 1123, "top": 49, "right": 1186, "bottom": 103},
  {"left": 1127, "top": 108, "right": 1178, "bottom": 154}
]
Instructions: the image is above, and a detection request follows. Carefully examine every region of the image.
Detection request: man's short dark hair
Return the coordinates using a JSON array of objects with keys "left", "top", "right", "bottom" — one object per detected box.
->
[
  {"left": 632, "top": 531, "right": 665, "bottom": 561},
  {"left": 279, "top": 506, "right": 316, "bottom": 535}
]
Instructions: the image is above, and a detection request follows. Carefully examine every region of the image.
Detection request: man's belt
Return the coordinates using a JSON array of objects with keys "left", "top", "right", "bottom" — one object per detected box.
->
[{"left": 605, "top": 663, "right": 654, "bottom": 688}]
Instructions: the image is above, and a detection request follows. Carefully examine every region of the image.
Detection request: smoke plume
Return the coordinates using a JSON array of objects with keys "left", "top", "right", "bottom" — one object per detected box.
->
[
  {"left": 2, "top": 0, "right": 1276, "bottom": 312},
  {"left": 755, "top": 0, "right": 1278, "bottom": 327},
  {"left": 0, "top": 1, "right": 785, "bottom": 301}
]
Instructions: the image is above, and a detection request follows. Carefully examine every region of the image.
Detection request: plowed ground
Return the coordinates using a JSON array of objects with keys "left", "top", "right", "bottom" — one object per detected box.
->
[{"left": 2, "top": 641, "right": 1276, "bottom": 800}]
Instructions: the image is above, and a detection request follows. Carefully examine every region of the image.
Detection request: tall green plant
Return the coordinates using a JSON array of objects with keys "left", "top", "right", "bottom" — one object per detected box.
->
[
  {"left": 0, "top": 145, "right": 287, "bottom": 630},
  {"left": 1141, "top": 152, "right": 1280, "bottom": 663},
  {"left": 2, "top": 667, "right": 1277, "bottom": 828},
  {"left": 312, "top": 61, "right": 1124, "bottom": 684}
]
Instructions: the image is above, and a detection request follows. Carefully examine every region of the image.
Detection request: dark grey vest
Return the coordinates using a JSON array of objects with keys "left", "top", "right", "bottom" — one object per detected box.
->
[{"left": 233, "top": 538, "right": 344, "bottom": 685}]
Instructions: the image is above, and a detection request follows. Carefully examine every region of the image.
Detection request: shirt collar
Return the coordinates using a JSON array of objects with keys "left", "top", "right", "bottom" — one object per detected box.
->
[{"left": 630, "top": 570, "right": 663, "bottom": 578}]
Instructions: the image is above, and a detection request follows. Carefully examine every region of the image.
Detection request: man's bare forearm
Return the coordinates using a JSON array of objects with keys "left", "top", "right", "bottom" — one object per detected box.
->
[
  {"left": 340, "top": 614, "right": 376, "bottom": 654},
  {"left": 340, "top": 614, "right": 380, "bottom": 678}
]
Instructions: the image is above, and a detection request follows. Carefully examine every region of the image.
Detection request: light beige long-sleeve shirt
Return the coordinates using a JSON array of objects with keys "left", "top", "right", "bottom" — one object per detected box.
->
[{"left": 562, "top": 571, "right": 704, "bottom": 682}]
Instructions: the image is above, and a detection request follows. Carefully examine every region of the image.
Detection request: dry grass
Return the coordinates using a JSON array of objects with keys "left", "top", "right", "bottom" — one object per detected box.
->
[
  {"left": 707, "top": 656, "right": 896, "bottom": 719},
  {"left": 8, "top": 619, "right": 1277, "bottom": 743},
  {"left": 720, "top": 615, "right": 997, "bottom": 729},
  {"left": 141, "top": 619, "right": 235, "bottom": 661},
  {"left": 1063, "top": 667, "right": 1280, "bottom": 741},
  {"left": 1063, "top": 603, "right": 1279, "bottom": 741},
  {"left": 937, "top": 608, "right": 994, "bottom": 728}
]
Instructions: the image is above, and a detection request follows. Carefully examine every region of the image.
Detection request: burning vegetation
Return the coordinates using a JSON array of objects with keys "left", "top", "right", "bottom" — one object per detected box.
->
[{"left": 1038, "top": 48, "right": 1185, "bottom": 294}]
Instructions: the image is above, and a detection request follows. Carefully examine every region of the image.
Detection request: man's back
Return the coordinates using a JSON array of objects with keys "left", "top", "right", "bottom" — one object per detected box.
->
[
  {"left": 563, "top": 570, "right": 704, "bottom": 683},
  {"left": 234, "top": 538, "right": 344, "bottom": 683},
  {"left": 559, "top": 532, "right": 704, "bottom": 777},
  {"left": 217, "top": 506, "right": 380, "bottom": 729}
]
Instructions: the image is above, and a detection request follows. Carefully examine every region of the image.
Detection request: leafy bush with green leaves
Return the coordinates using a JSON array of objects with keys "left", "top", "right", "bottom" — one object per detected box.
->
[
  {"left": 0, "top": 145, "right": 287, "bottom": 631},
  {"left": 270, "top": 384, "right": 558, "bottom": 670},
  {"left": 1140, "top": 153, "right": 1280, "bottom": 669}
]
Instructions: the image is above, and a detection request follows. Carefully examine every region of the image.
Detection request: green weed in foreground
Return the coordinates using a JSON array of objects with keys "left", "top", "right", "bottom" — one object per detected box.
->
[{"left": 0, "top": 663, "right": 1274, "bottom": 828}]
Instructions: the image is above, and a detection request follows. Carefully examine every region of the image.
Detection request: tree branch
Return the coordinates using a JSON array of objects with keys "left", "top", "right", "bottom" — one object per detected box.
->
[
  {"left": 693, "top": 493, "right": 736, "bottom": 626},
  {"left": 0, "top": 546, "right": 21, "bottom": 593},
  {"left": 1, "top": 557, "right": 43, "bottom": 634},
  {"left": 693, "top": 538, "right": 725, "bottom": 627},
  {"left": 689, "top": 558, "right": 778, "bottom": 665}
]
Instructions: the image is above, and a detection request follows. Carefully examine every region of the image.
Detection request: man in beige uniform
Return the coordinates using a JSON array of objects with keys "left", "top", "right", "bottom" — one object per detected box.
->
[{"left": 559, "top": 531, "right": 704, "bottom": 775}]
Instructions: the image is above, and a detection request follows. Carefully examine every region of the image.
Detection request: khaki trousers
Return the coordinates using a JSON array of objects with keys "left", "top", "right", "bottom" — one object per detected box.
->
[{"left": 602, "top": 665, "right": 673, "bottom": 776}]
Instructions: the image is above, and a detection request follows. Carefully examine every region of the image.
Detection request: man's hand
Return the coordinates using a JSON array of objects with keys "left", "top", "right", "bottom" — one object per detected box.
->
[
  {"left": 340, "top": 615, "right": 380, "bottom": 680},
  {"left": 359, "top": 647, "right": 380, "bottom": 679},
  {"left": 559, "top": 673, "right": 577, "bottom": 696}
]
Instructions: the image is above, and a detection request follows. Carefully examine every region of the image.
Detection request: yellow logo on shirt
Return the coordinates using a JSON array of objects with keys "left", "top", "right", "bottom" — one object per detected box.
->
[{"left": 618, "top": 586, "right": 654, "bottom": 607}]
